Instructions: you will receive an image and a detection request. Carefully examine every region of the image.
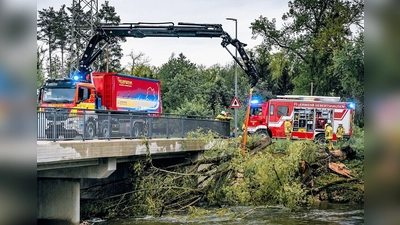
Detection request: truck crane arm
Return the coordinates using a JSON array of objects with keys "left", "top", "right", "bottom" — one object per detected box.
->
[{"left": 77, "top": 22, "right": 259, "bottom": 87}]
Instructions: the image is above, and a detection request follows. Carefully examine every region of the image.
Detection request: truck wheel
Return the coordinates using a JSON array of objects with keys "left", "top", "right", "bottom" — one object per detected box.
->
[
  {"left": 102, "top": 126, "right": 110, "bottom": 138},
  {"left": 132, "top": 123, "right": 142, "bottom": 138},
  {"left": 315, "top": 134, "right": 326, "bottom": 145},
  {"left": 85, "top": 121, "right": 95, "bottom": 138},
  {"left": 257, "top": 128, "right": 272, "bottom": 138}
]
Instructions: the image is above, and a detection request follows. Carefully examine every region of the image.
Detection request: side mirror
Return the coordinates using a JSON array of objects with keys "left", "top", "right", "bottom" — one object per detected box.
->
[
  {"left": 37, "top": 88, "right": 43, "bottom": 103},
  {"left": 77, "top": 87, "right": 90, "bottom": 103}
]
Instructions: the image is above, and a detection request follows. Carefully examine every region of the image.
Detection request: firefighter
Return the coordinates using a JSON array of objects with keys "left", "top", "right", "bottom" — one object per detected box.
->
[
  {"left": 325, "top": 122, "right": 334, "bottom": 150},
  {"left": 284, "top": 119, "right": 292, "bottom": 141},
  {"left": 216, "top": 111, "right": 226, "bottom": 121},
  {"left": 336, "top": 123, "right": 345, "bottom": 142},
  {"left": 225, "top": 112, "right": 233, "bottom": 121},
  {"left": 231, "top": 128, "right": 237, "bottom": 137}
]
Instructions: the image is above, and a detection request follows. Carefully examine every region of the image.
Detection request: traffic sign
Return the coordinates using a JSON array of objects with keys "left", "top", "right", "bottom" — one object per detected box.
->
[{"left": 230, "top": 96, "right": 241, "bottom": 108}]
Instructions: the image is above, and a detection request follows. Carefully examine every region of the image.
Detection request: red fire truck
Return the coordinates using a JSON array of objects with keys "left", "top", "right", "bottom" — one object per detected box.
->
[{"left": 246, "top": 95, "right": 355, "bottom": 143}]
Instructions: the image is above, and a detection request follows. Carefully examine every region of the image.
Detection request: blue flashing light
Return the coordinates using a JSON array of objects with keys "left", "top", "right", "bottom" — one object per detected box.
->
[
  {"left": 73, "top": 75, "right": 80, "bottom": 81},
  {"left": 250, "top": 96, "right": 262, "bottom": 105},
  {"left": 347, "top": 102, "right": 356, "bottom": 110},
  {"left": 71, "top": 71, "right": 86, "bottom": 82}
]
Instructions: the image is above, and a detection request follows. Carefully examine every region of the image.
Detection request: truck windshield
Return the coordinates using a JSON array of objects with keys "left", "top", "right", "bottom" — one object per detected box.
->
[
  {"left": 42, "top": 88, "right": 75, "bottom": 103},
  {"left": 251, "top": 107, "right": 262, "bottom": 116}
]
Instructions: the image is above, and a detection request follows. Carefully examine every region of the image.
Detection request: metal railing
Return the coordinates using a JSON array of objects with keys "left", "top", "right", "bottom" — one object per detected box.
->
[{"left": 37, "top": 107, "right": 230, "bottom": 141}]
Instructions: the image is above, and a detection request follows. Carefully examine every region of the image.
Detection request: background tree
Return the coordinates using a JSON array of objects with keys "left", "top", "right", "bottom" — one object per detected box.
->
[
  {"left": 157, "top": 53, "right": 199, "bottom": 113},
  {"left": 333, "top": 32, "right": 364, "bottom": 126},
  {"left": 250, "top": 46, "right": 275, "bottom": 101},
  {"left": 123, "top": 49, "right": 158, "bottom": 79},
  {"left": 97, "top": 1, "right": 125, "bottom": 72},
  {"left": 37, "top": 45, "right": 46, "bottom": 88},
  {"left": 37, "top": 7, "right": 57, "bottom": 78},
  {"left": 54, "top": 4, "right": 70, "bottom": 76},
  {"left": 250, "top": 0, "right": 364, "bottom": 96}
]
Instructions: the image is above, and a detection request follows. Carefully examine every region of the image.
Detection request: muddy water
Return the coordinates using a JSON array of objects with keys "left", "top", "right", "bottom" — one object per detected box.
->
[{"left": 99, "top": 203, "right": 364, "bottom": 225}]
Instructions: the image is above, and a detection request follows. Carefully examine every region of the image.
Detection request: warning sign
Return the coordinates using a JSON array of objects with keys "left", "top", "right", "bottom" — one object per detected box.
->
[{"left": 230, "top": 96, "right": 241, "bottom": 108}]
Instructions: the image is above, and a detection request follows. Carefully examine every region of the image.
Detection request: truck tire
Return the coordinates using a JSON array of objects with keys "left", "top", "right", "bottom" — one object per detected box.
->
[
  {"left": 315, "top": 133, "right": 326, "bottom": 145},
  {"left": 257, "top": 128, "right": 272, "bottom": 138},
  {"left": 85, "top": 121, "right": 95, "bottom": 139},
  {"left": 102, "top": 126, "right": 110, "bottom": 138}
]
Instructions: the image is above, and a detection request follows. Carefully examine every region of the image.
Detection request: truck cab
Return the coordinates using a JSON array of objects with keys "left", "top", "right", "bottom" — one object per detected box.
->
[{"left": 38, "top": 78, "right": 95, "bottom": 111}]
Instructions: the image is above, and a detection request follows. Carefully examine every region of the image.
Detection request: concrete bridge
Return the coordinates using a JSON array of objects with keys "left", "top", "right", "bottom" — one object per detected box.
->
[{"left": 37, "top": 138, "right": 213, "bottom": 225}]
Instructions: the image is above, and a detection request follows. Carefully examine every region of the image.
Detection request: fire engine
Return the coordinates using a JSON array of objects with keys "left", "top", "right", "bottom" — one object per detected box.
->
[{"left": 246, "top": 95, "right": 355, "bottom": 143}]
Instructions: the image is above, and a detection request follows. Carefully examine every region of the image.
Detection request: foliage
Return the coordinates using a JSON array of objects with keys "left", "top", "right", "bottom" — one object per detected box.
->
[
  {"left": 333, "top": 33, "right": 364, "bottom": 127},
  {"left": 171, "top": 99, "right": 213, "bottom": 117},
  {"left": 96, "top": 1, "right": 125, "bottom": 72},
  {"left": 37, "top": 6, "right": 58, "bottom": 78},
  {"left": 54, "top": 4, "right": 70, "bottom": 77},
  {"left": 250, "top": 0, "right": 364, "bottom": 125},
  {"left": 37, "top": 45, "right": 46, "bottom": 88}
]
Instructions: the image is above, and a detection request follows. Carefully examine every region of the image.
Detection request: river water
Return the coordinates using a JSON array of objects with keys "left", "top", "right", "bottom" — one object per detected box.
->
[{"left": 99, "top": 203, "right": 364, "bottom": 225}]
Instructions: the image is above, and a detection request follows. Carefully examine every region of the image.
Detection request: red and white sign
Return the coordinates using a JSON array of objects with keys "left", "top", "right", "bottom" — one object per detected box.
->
[{"left": 230, "top": 96, "right": 241, "bottom": 108}]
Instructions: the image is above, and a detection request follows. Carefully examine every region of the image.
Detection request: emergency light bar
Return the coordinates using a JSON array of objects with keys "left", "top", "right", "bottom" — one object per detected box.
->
[
  {"left": 70, "top": 71, "right": 89, "bottom": 82},
  {"left": 276, "top": 95, "right": 341, "bottom": 102}
]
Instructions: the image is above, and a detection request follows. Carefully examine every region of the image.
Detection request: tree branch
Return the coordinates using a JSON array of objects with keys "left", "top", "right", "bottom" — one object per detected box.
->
[{"left": 307, "top": 178, "right": 360, "bottom": 194}]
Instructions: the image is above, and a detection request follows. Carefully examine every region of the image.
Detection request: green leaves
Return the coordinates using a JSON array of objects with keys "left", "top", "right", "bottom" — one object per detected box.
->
[{"left": 250, "top": 0, "right": 364, "bottom": 126}]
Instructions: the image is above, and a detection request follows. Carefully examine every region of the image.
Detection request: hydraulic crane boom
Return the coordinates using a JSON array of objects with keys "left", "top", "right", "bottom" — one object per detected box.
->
[{"left": 78, "top": 22, "right": 259, "bottom": 87}]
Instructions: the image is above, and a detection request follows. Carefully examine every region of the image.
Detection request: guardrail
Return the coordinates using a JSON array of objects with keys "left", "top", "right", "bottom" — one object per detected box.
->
[{"left": 37, "top": 107, "right": 230, "bottom": 141}]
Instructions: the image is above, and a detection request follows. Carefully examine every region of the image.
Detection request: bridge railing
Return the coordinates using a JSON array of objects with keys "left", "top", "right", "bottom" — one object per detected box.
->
[{"left": 37, "top": 107, "right": 230, "bottom": 141}]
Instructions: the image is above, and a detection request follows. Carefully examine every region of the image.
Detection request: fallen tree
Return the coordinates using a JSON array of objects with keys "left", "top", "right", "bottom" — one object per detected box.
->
[{"left": 81, "top": 130, "right": 364, "bottom": 219}]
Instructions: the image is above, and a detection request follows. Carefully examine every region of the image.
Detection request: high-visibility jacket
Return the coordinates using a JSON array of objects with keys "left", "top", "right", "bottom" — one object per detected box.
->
[
  {"left": 284, "top": 120, "right": 292, "bottom": 134},
  {"left": 216, "top": 114, "right": 226, "bottom": 120},
  {"left": 325, "top": 125, "right": 333, "bottom": 140},
  {"left": 336, "top": 126, "right": 345, "bottom": 138}
]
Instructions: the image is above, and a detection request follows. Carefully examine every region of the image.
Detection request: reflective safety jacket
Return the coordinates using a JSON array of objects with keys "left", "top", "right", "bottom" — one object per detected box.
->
[
  {"left": 284, "top": 120, "right": 292, "bottom": 134},
  {"left": 336, "top": 126, "right": 345, "bottom": 138},
  {"left": 325, "top": 125, "right": 333, "bottom": 140}
]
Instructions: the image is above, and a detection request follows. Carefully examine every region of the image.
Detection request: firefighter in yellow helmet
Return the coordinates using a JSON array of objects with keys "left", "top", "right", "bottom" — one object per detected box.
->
[
  {"left": 336, "top": 123, "right": 345, "bottom": 143},
  {"left": 216, "top": 111, "right": 226, "bottom": 121},
  {"left": 284, "top": 118, "right": 292, "bottom": 141},
  {"left": 325, "top": 121, "right": 334, "bottom": 150}
]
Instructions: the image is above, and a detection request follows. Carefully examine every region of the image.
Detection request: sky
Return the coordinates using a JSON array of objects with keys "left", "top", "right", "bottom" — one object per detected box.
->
[{"left": 37, "top": 0, "right": 289, "bottom": 68}]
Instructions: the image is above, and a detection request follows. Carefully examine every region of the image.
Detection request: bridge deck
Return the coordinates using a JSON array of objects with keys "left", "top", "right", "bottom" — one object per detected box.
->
[{"left": 37, "top": 138, "right": 212, "bottom": 170}]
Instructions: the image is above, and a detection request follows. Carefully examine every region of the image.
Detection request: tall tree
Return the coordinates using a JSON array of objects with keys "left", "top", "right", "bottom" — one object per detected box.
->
[
  {"left": 66, "top": 3, "right": 88, "bottom": 73},
  {"left": 250, "top": 0, "right": 364, "bottom": 96},
  {"left": 97, "top": 1, "right": 125, "bottom": 72},
  {"left": 124, "top": 49, "right": 158, "bottom": 78},
  {"left": 250, "top": 45, "right": 276, "bottom": 100},
  {"left": 333, "top": 32, "right": 364, "bottom": 126},
  {"left": 268, "top": 52, "right": 294, "bottom": 95},
  {"left": 37, "top": 45, "right": 46, "bottom": 88},
  {"left": 37, "top": 7, "right": 57, "bottom": 78},
  {"left": 276, "top": 65, "right": 294, "bottom": 95},
  {"left": 54, "top": 4, "right": 70, "bottom": 77}
]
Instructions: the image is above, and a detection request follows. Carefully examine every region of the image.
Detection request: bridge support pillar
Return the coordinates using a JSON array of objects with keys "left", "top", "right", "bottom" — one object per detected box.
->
[
  {"left": 37, "top": 178, "right": 80, "bottom": 225},
  {"left": 190, "top": 150, "right": 204, "bottom": 162}
]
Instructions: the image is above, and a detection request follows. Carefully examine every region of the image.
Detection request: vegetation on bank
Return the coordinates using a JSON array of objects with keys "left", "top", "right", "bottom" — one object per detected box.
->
[{"left": 81, "top": 127, "right": 364, "bottom": 220}]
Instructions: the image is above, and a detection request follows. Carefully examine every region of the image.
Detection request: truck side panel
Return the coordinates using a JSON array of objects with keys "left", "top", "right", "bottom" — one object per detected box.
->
[{"left": 93, "top": 72, "right": 161, "bottom": 113}]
